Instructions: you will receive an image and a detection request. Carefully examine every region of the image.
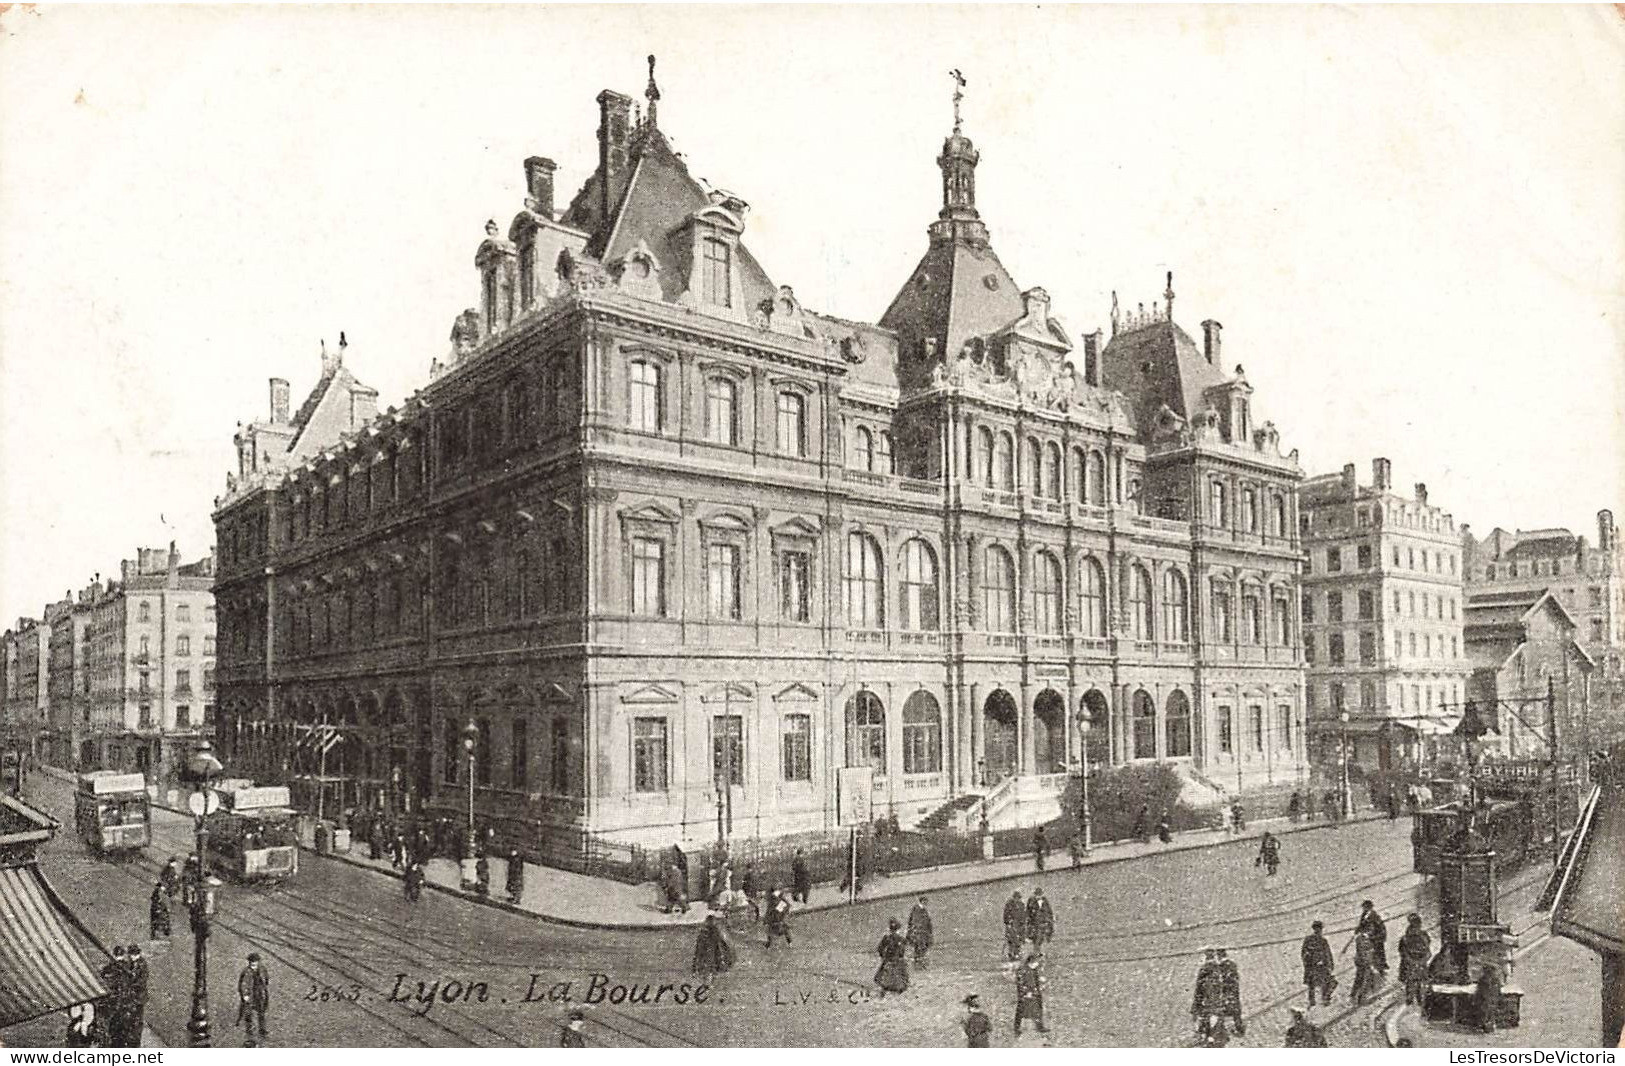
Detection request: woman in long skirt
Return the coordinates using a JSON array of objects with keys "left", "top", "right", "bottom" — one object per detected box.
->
[{"left": 875, "top": 917, "right": 910, "bottom": 996}]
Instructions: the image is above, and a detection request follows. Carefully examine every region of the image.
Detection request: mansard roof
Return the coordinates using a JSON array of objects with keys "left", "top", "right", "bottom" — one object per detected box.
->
[
  {"left": 879, "top": 237, "right": 1026, "bottom": 366},
  {"left": 1100, "top": 317, "right": 1231, "bottom": 437}
]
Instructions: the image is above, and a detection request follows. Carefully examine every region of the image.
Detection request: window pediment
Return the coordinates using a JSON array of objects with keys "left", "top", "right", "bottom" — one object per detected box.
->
[
  {"left": 621, "top": 343, "right": 676, "bottom": 365},
  {"left": 619, "top": 501, "right": 680, "bottom": 527},
  {"left": 699, "top": 510, "right": 752, "bottom": 533},
  {"left": 774, "top": 682, "right": 821, "bottom": 704},
  {"left": 621, "top": 682, "right": 680, "bottom": 706},
  {"left": 700, "top": 682, "right": 755, "bottom": 704},
  {"left": 772, "top": 515, "right": 822, "bottom": 539}
]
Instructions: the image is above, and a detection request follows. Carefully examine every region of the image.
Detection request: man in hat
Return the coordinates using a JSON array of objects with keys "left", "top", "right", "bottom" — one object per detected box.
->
[
  {"left": 1026, "top": 887, "right": 1055, "bottom": 951},
  {"left": 1301, "top": 920, "right": 1335, "bottom": 1006},
  {"left": 559, "top": 1007, "right": 587, "bottom": 1047},
  {"left": 1191, "top": 948, "right": 1226, "bottom": 1039},
  {"left": 961, "top": 993, "right": 992, "bottom": 1047},
  {"left": 149, "top": 882, "right": 171, "bottom": 939},
  {"left": 741, "top": 860, "right": 762, "bottom": 922},
  {"left": 1398, "top": 913, "right": 1432, "bottom": 1006},
  {"left": 1032, "top": 824, "right": 1049, "bottom": 871},
  {"left": 1283, "top": 1005, "right": 1326, "bottom": 1047},
  {"left": 505, "top": 847, "right": 525, "bottom": 905},
  {"left": 907, "top": 895, "right": 934, "bottom": 963},
  {"left": 125, "top": 945, "right": 149, "bottom": 1045},
  {"left": 160, "top": 856, "right": 181, "bottom": 898},
  {"left": 100, "top": 946, "right": 131, "bottom": 1047},
  {"left": 1013, "top": 952, "right": 1048, "bottom": 1036},
  {"left": 237, "top": 952, "right": 271, "bottom": 1046},
  {"left": 1355, "top": 899, "right": 1389, "bottom": 975},
  {"left": 874, "top": 917, "right": 910, "bottom": 996},
  {"left": 791, "top": 847, "right": 812, "bottom": 904},
  {"left": 766, "top": 887, "right": 794, "bottom": 949},
  {"left": 1256, "top": 831, "right": 1281, "bottom": 876},
  {"left": 1002, "top": 890, "right": 1028, "bottom": 961},
  {"left": 404, "top": 859, "right": 425, "bottom": 902},
  {"left": 692, "top": 914, "right": 734, "bottom": 976},
  {"left": 1216, "top": 948, "right": 1245, "bottom": 1036}
]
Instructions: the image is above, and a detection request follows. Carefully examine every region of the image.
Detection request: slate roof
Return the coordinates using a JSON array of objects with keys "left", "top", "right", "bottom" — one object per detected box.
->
[
  {"left": 1464, "top": 587, "right": 1577, "bottom": 630},
  {"left": 878, "top": 237, "right": 1026, "bottom": 364},
  {"left": 1099, "top": 319, "right": 1231, "bottom": 436}
]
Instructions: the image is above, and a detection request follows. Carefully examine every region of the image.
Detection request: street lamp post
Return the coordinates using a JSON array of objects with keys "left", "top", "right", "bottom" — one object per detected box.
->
[
  {"left": 1339, "top": 711, "right": 1353, "bottom": 820},
  {"left": 182, "top": 740, "right": 224, "bottom": 1047},
  {"left": 460, "top": 720, "right": 478, "bottom": 889},
  {"left": 1074, "top": 711, "right": 1094, "bottom": 853}
]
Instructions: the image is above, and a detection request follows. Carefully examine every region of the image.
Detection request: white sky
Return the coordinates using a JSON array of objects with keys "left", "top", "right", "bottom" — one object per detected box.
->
[{"left": 2, "top": 4, "right": 1622, "bottom": 625}]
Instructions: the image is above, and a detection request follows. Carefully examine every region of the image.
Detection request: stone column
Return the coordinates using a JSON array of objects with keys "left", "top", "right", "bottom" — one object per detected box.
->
[
  {"left": 1019, "top": 679, "right": 1034, "bottom": 775},
  {"left": 968, "top": 682, "right": 983, "bottom": 788}
]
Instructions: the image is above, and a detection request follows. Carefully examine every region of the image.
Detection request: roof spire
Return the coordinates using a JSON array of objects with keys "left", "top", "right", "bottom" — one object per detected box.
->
[
  {"left": 1164, "top": 270, "right": 1175, "bottom": 317},
  {"left": 949, "top": 68, "right": 966, "bottom": 134},
  {"left": 645, "top": 54, "right": 661, "bottom": 129}
]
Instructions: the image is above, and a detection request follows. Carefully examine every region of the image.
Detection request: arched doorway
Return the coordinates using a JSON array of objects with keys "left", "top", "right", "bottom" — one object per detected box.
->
[
  {"left": 1080, "top": 689, "right": 1111, "bottom": 767},
  {"left": 1033, "top": 689, "right": 1066, "bottom": 773},
  {"left": 982, "top": 689, "right": 1018, "bottom": 784},
  {"left": 1165, "top": 690, "right": 1192, "bottom": 758},
  {"left": 1131, "top": 689, "right": 1157, "bottom": 760}
]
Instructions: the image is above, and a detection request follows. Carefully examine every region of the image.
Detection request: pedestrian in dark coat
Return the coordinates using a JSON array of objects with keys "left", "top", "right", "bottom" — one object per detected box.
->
[
  {"left": 907, "top": 895, "right": 934, "bottom": 962},
  {"left": 874, "top": 918, "right": 910, "bottom": 995},
  {"left": 559, "top": 1008, "right": 587, "bottom": 1047},
  {"left": 1216, "top": 948, "right": 1244, "bottom": 1035},
  {"left": 1026, "top": 887, "right": 1055, "bottom": 950},
  {"left": 125, "top": 945, "right": 148, "bottom": 1045},
  {"left": 1157, "top": 812, "right": 1173, "bottom": 844},
  {"left": 1301, "top": 920, "right": 1335, "bottom": 1005},
  {"left": 765, "top": 888, "right": 793, "bottom": 948},
  {"left": 505, "top": 848, "right": 525, "bottom": 905},
  {"left": 149, "top": 883, "right": 171, "bottom": 939},
  {"left": 740, "top": 861, "right": 761, "bottom": 921},
  {"left": 1347, "top": 929, "right": 1378, "bottom": 1004},
  {"left": 1284, "top": 1006, "right": 1327, "bottom": 1047},
  {"left": 369, "top": 821, "right": 385, "bottom": 861},
  {"left": 160, "top": 857, "right": 181, "bottom": 898},
  {"left": 961, "top": 994, "right": 992, "bottom": 1047},
  {"left": 1398, "top": 913, "right": 1432, "bottom": 1006},
  {"left": 692, "top": 914, "right": 735, "bottom": 975},
  {"left": 1013, "top": 953, "right": 1048, "bottom": 1035},
  {"left": 100, "top": 946, "right": 131, "bottom": 1047},
  {"left": 1068, "top": 832, "right": 1085, "bottom": 869},
  {"left": 474, "top": 853, "right": 491, "bottom": 896},
  {"left": 1032, "top": 825, "right": 1049, "bottom": 871},
  {"left": 1230, "top": 801, "right": 1246, "bottom": 832},
  {"left": 1287, "top": 791, "right": 1303, "bottom": 823},
  {"left": 1002, "top": 891, "right": 1028, "bottom": 961},
  {"left": 791, "top": 849, "right": 812, "bottom": 904},
  {"left": 416, "top": 828, "right": 432, "bottom": 865},
  {"left": 390, "top": 833, "right": 406, "bottom": 869},
  {"left": 1132, "top": 804, "right": 1150, "bottom": 843},
  {"left": 1356, "top": 899, "right": 1389, "bottom": 973},
  {"left": 1256, "top": 832, "right": 1280, "bottom": 876},
  {"left": 1190, "top": 949, "right": 1226, "bottom": 1037},
  {"left": 661, "top": 863, "right": 690, "bottom": 914},
  {"left": 236, "top": 953, "right": 270, "bottom": 1046},
  {"left": 404, "top": 860, "right": 425, "bottom": 902}
]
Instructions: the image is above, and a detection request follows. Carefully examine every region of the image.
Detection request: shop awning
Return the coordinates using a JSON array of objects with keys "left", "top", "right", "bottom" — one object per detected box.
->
[{"left": 0, "top": 864, "right": 110, "bottom": 1029}]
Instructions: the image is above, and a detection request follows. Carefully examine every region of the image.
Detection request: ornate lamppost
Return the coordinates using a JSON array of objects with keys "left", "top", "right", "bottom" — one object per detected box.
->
[
  {"left": 1339, "top": 710, "right": 1353, "bottom": 820},
  {"left": 181, "top": 740, "right": 224, "bottom": 1047},
  {"left": 1074, "top": 706, "right": 1096, "bottom": 852},
  {"left": 460, "top": 719, "right": 479, "bottom": 889}
]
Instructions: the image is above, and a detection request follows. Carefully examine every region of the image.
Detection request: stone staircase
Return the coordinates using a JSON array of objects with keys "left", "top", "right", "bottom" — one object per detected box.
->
[{"left": 915, "top": 792, "right": 983, "bottom": 833}]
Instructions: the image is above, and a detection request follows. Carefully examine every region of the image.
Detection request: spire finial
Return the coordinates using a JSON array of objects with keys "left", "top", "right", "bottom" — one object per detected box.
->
[
  {"left": 949, "top": 69, "right": 966, "bottom": 134},
  {"left": 645, "top": 54, "right": 661, "bottom": 129},
  {"left": 1164, "top": 270, "right": 1175, "bottom": 314}
]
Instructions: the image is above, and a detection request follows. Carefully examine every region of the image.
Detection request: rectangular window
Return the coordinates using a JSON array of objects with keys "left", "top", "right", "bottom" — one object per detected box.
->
[
  {"left": 1357, "top": 544, "right": 1372, "bottom": 569},
  {"left": 1327, "top": 591, "right": 1343, "bottom": 623},
  {"left": 1250, "top": 705, "right": 1265, "bottom": 752},
  {"left": 1358, "top": 590, "right": 1374, "bottom": 620},
  {"left": 1277, "top": 704, "right": 1293, "bottom": 749},
  {"left": 175, "top": 705, "right": 191, "bottom": 729},
  {"left": 1326, "top": 547, "right": 1342, "bottom": 573},
  {"left": 632, "top": 717, "right": 668, "bottom": 793},
  {"left": 782, "top": 714, "right": 812, "bottom": 782},
  {"left": 204, "top": 635, "right": 216, "bottom": 656},
  {"left": 1304, "top": 634, "right": 1316, "bottom": 664},
  {"left": 629, "top": 361, "right": 663, "bottom": 432},
  {"left": 511, "top": 720, "right": 528, "bottom": 790},
  {"left": 776, "top": 391, "right": 806, "bottom": 457},
  {"left": 1360, "top": 630, "right": 1377, "bottom": 665},
  {"left": 177, "top": 604, "right": 191, "bottom": 623},
  {"left": 1274, "top": 597, "right": 1291, "bottom": 644},
  {"left": 1329, "top": 633, "right": 1345, "bottom": 665},
  {"left": 711, "top": 715, "right": 744, "bottom": 788},
  {"left": 1330, "top": 683, "right": 1346, "bottom": 714},
  {"left": 138, "top": 671, "right": 150, "bottom": 693},
  {"left": 138, "top": 703, "right": 152, "bottom": 729},
  {"left": 551, "top": 718, "right": 570, "bottom": 793},
  {"left": 1243, "top": 594, "right": 1262, "bottom": 644},
  {"left": 1217, "top": 705, "right": 1234, "bottom": 754},
  {"left": 176, "top": 635, "right": 191, "bottom": 656},
  {"left": 780, "top": 549, "right": 812, "bottom": 623},
  {"left": 176, "top": 669, "right": 190, "bottom": 691},
  {"left": 702, "top": 237, "right": 732, "bottom": 307},
  {"left": 631, "top": 537, "right": 666, "bottom": 616},
  {"left": 1302, "top": 596, "right": 1314, "bottom": 624},
  {"left": 707, "top": 543, "right": 742, "bottom": 620},
  {"left": 1212, "top": 587, "right": 1233, "bottom": 642}
]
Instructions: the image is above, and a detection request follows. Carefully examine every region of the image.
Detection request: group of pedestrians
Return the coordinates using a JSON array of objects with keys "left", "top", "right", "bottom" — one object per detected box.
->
[
  {"left": 1190, "top": 947, "right": 1244, "bottom": 1043},
  {"left": 1001, "top": 887, "right": 1055, "bottom": 961},
  {"left": 83, "top": 944, "right": 148, "bottom": 1047}
]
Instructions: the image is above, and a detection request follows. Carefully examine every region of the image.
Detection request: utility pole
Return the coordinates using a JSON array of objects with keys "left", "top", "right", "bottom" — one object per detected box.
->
[{"left": 1548, "top": 674, "right": 1560, "bottom": 866}]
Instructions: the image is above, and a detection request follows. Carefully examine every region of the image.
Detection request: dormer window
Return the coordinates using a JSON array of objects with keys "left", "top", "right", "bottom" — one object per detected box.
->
[
  {"left": 1236, "top": 398, "right": 1251, "bottom": 441},
  {"left": 702, "top": 237, "right": 732, "bottom": 308}
]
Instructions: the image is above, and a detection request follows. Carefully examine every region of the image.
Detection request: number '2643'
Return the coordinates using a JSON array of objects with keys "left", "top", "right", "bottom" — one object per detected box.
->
[{"left": 305, "top": 983, "right": 363, "bottom": 1003}]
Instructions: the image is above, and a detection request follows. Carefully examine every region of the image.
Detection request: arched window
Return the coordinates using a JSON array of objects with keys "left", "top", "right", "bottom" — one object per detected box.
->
[
  {"left": 847, "top": 691, "right": 886, "bottom": 773},
  {"left": 1130, "top": 565, "right": 1154, "bottom": 641},
  {"left": 976, "top": 427, "right": 995, "bottom": 487},
  {"left": 845, "top": 532, "right": 885, "bottom": 629},
  {"left": 704, "top": 377, "right": 737, "bottom": 446},
  {"left": 1072, "top": 447, "right": 1088, "bottom": 502},
  {"left": 1162, "top": 569, "right": 1189, "bottom": 642},
  {"left": 1033, "top": 551, "right": 1062, "bottom": 634},
  {"left": 1080, "top": 557, "right": 1107, "bottom": 637},
  {"left": 1086, "top": 451, "right": 1107, "bottom": 505},
  {"left": 1165, "top": 690, "right": 1192, "bottom": 758},
  {"left": 876, "top": 431, "right": 894, "bottom": 474},
  {"left": 629, "top": 360, "right": 662, "bottom": 432},
  {"left": 1028, "top": 439, "right": 1044, "bottom": 496},
  {"left": 899, "top": 540, "right": 940, "bottom": 631},
  {"left": 1045, "top": 442, "right": 1063, "bottom": 499},
  {"left": 902, "top": 691, "right": 942, "bottom": 774},
  {"left": 1273, "top": 495, "right": 1288, "bottom": 537},
  {"left": 983, "top": 545, "right": 1016, "bottom": 632},
  {"left": 854, "top": 426, "right": 875, "bottom": 470},
  {"left": 995, "top": 433, "right": 1015, "bottom": 491},
  {"left": 777, "top": 391, "right": 806, "bottom": 457},
  {"left": 1132, "top": 689, "right": 1157, "bottom": 760}
]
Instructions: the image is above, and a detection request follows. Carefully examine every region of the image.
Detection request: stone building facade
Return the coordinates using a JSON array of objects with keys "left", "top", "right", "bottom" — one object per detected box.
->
[
  {"left": 1463, "top": 588, "right": 1593, "bottom": 759},
  {"left": 1298, "top": 459, "right": 1471, "bottom": 767},
  {"left": 212, "top": 69, "right": 1309, "bottom": 857}
]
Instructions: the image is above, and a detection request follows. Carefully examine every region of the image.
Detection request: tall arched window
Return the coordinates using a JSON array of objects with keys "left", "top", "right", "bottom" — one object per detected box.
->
[
  {"left": 876, "top": 431, "right": 894, "bottom": 474},
  {"left": 1086, "top": 451, "right": 1107, "bottom": 505},
  {"left": 1080, "top": 557, "right": 1107, "bottom": 637},
  {"left": 902, "top": 691, "right": 942, "bottom": 774},
  {"left": 847, "top": 691, "right": 886, "bottom": 773},
  {"left": 899, "top": 539, "right": 940, "bottom": 631},
  {"left": 1130, "top": 565, "right": 1154, "bottom": 640},
  {"left": 1045, "top": 442, "right": 1063, "bottom": 499},
  {"left": 629, "top": 360, "right": 662, "bottom": 432},
  {"left": 983, "top": 545, "right": 1016, "bottom": 632},
  {"left": 1132, "top": 689, "right": 1157, "bottom": 760},
  {"left": 1274, "top": 495, "right": 1289, "bottom": 538},
  {"left": 1028, "top": 439, "right": 1044, "bottom": 496},
  {"left": 853, "top": 426, "right": 875, "bottom": 470},
  {"left": 995, "top": 433, "right": 1015, "bottom": 491},
  {"left": 845, "top": 532, "right": 885, "bottom": 629},
  {"left": 1162, "top": 569, "right": 1189, "bottom": 642},
  {"left": 976, "top": 427, "right": 995, "bottom": 487},
  {"left": 1033, "top": 551, "right": 1062, "bottom": 634},
  {"left": 777, "top": 391, "right": 806, "bottom": 457},
  {"left": 704, "top": 377, "right": 737, "bottom": 446},
  {"left": 1072, "top": 447, "right": 1088, "bottom": 502},
  {"left": 1165, "top": 690, "right": 1192, "bottom": 757}
]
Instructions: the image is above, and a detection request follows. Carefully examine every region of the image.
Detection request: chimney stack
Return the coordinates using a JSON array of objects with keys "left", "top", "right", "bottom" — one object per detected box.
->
[
  {"left": 269, "top": 378, "right": 291, "bottom": 423},
  {"left": 1414, "top": 483, "right": 1429, "bottom": 506},
  {"left": 524, "top": 156, "right": 557, "bottom": 218},
  {"left": 1372, "top": 457, "right": 1392, "bottom": 491},
  {"left": 1201, "top": 320, "right": 1222, "bottom": 365},
  {"left": 1082, "top": 330, "right": 1103, "bottom": 386},
  {"left": 1600, "top": 509, "right": 1617, "bottom": 553},
  {"left": 1341, "top": 462, "right": 1357, "bottom": 494},
  {"left": 596, "top": 90, "right": 633, "bottom": 225}
]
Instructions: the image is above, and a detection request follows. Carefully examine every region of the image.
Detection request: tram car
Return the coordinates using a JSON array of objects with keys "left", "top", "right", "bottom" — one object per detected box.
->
[
  {"left": 210, "top": 784, "right": 299, "bottom": 881},
  {"left": 74, "top": 770, "right": 151, "bottom": 854}
]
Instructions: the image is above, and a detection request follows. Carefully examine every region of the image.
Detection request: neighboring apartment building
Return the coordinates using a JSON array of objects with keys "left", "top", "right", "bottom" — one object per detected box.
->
[
  {"left": 44, "top": 591, "right": 89, "bottom": 769},
  {"left": 212, "top": 69, "right": 1309, "bottom": 860},
  {"left": 1299, "top": 459, "right": 1471, "bottom": 767},
  {"left": 1463, "top": 588, "right": 1593, "bottom": 760},
  {"left": 10, "top": 617, "right": 51, "bottom": 762}
]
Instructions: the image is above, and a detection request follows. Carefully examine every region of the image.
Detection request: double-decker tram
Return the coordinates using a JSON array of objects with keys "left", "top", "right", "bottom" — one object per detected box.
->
[
  {"left": 74, "top": 770, "right": 151, "bottom": 854},
  {"left": 210, "top": 784, "right": 299, "bottom": 882}
]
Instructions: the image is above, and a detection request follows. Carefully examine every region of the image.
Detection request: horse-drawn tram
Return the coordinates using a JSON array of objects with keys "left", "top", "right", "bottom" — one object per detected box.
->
[
  {"left": 74, "top": 770, "right": 151, "bottom": 854},
  {"left": 211, "top": 784, "right": 299, "bottom": 882}
]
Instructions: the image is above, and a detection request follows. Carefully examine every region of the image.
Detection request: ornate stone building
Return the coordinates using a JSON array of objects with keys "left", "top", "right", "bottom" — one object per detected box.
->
[{"left": 212, "top": 67, "right": 1308, "bottom": 859}]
